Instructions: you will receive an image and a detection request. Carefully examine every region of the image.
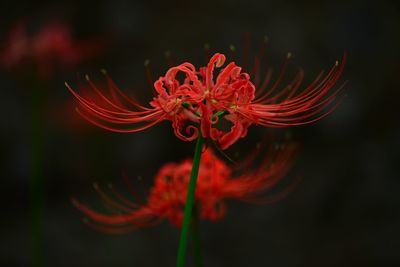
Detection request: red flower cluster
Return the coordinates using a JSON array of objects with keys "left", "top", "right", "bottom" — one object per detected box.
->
[
  {"left": 67, "top": 52, "right": 345, "bottom": 149},
  {"left": 72, "top": 145, "right": 296, "bottom": 232},
  {"left": 1, "top": 21, "right": 103, "bottom": 78}
]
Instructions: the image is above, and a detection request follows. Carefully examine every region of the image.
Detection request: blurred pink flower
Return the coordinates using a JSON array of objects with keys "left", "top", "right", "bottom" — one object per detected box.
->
[{"left": 1, "top": 21, "right": 104, "bottom": 78}]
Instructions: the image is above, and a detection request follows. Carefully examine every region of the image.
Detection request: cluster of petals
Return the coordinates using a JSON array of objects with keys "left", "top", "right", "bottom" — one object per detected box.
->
[
  {"left": 1, "top": 21, "right": 103, "bottom": 78},
  {"left": 67, "top": 52, "right": 345, "bottom": 149},
  {"left": 72, "top": 145, "right": 296, "bottom": 232}
]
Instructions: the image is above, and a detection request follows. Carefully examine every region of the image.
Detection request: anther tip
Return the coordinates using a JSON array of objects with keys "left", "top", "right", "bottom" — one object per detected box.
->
[
  {"left": 85, "top": 74, "right": 90, "bottom": 81},
  {"left": 100, "top": 68, "right": 108, "bottom": 75},
  {"left": 335, "top": 60, "right": 339, "bottom": 66},
  {"left": 93, "top": 182, "right": 99, "bottom": 189},
  {"left": 229, "top": 44, "right": 236, "bottom": 52},
  {"left": 144, "top": 59, "right": 150, "bottom": 66},
  {"left": 263, "top": 35, "right": 269, "bottom": 42},
  {"left": 287, "top": 52, "right": 292, "bottom": 59}
]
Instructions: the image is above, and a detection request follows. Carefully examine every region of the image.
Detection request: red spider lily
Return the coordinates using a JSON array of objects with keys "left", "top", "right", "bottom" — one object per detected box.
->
[
  {"left": 66, "top": 52, "right": 345, "bottom": 149},
  {"left": 72, "top": 144, "right": 297, "bottom": 233},
  {"left": 1, "top": 21, "right": 104, "bottom": 78}
]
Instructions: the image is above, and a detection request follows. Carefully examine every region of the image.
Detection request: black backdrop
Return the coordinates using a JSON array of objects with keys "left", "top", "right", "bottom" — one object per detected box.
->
[{"left": 1, "top": 0, "right": 399, "bottom": 266}]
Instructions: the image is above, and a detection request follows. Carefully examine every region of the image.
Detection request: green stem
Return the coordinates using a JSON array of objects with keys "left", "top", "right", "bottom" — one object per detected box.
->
[
  {"left": 29, "top": 77, "right": 47, "bottom": 267},
  {"left": 176, "top": 132, "right": 204, "bottom": 267},
  {"left": 191, "top": 208, "right": 203, "bottom": 267}
]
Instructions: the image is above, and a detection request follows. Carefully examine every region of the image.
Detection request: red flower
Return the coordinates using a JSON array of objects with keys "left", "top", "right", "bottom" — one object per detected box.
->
[
  {"left": 72, "top": 145, "right": 297, "bottom": 233},
  {"left": 1, "top": 21, "right": 104, "bottom": 78},
  {"left": 67, "top": 52, "right": 345, "bottom": 149}
]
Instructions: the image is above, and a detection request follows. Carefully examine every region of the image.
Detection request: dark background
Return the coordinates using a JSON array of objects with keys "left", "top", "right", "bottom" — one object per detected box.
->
[{"left": 1, "top": 0, "right": 399, "bottom": 266}]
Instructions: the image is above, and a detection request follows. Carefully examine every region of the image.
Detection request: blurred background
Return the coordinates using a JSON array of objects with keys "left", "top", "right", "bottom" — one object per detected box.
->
[{"left": 1, "top": 0, "right": 399, "bottom": 266}]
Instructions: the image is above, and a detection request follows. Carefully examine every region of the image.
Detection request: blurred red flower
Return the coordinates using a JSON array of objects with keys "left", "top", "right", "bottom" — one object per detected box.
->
[
  {"left": 72, "top": 144, "right": 297, "bottom": 233},
  {"left": 67, "top": 51, "right": 345, "bottom": 149},
  {"left": 1, "top": 21, "right": 104, "bottom": 78}
]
